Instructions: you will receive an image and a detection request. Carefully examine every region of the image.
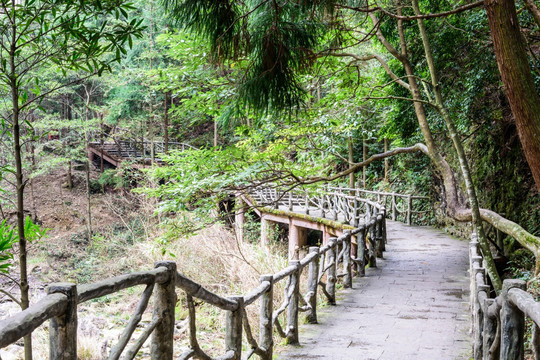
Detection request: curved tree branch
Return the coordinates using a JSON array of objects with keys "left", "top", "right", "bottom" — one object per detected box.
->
[
  {"left": 338, "top": 1, "right": 484, "bottom": 20},
  {"left": 299, "top": 143, "right": 428, "bottom": 184},
  {"left": 331, "top": 52, "right": 411, "bottom": 90}
]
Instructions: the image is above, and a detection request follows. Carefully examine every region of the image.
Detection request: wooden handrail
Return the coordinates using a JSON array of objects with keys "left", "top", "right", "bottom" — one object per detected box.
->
[
  {"left": 78, "top": 267, "right": 168, "bottom": 303},
  {"left": 469, "top": 232, "right": 540, "bottom": 360},
  {"left": 176, "top": 272, "right": 239, "bottom": 311},
  {"left": 0, "top": 293, "right": 68, "bottom": 348},
  {"left": 0, "top": 190, "right": 388, "bottom": 360}
]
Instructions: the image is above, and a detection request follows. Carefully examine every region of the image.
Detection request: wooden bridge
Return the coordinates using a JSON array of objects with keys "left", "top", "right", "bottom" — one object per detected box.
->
[
  {"left": 0, "top": 186, "right": 539, "bottom": 359},
  {"left": 87, "top": 140, "right": 194, "bottom": 168}
]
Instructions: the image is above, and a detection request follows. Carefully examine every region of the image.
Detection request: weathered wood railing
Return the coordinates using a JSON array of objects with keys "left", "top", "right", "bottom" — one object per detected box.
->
[
  {"left": 176, "top": 204, "right": 387, "bottom": 359},
  {"left": 251, "top": 185, "right": 407, "bottom": 227},
  {"left": 328, "top": 186, "right": 431, "bottom": 225},
  {"left": 0, "top": 202, "right": 387, "bottom": 359},
  {"left": 470, "top": 233, "right": 540, "bottom": 360},
  {"left": 0, "top": 263, "right": 175, "bottom": 360}
]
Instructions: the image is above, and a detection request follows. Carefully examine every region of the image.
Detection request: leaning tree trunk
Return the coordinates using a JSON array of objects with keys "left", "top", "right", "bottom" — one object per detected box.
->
[
  {"left": 370, "top": 6, "right": 503, "bottom": 291},
  {"left": 485, "top": 0, "right": 540, "bottom": 193},
  {"left": 412, "top": 0, "right": 502, "bottom": 291}
]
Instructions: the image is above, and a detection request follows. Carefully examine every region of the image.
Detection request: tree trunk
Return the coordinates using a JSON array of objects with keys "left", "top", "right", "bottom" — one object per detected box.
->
[
  {"left": 214, "top": 118, "right": 218, "bottom": 147},
  {"left": 10, "top": 25, "right": 32, "bottom": 358},
  {"left": 370, "top": 6, "right": 503, "bottom": 290},
  {"left": 67, "top": 161, "right": 73, "bottom": 189},
  {"left": 384, "top": 137, "right": 388, "bottom": 183},
  {"left": 348, "top": 136, "right": 355, "bottom": 188},
  {"left": 412, "top": 0, "right": 502, "bottom": 291},
  {"left": 362, "top": 137, "right": 367, "bottom": 187},
  {"left": 164, "top": 91, "right": 169, "bottom": 154},
  {"left": 524, "top": 0, "right": 540, "bottom": 31},
  {"left": 85, "top": 142, "right": 92, "bottom": 238},
  {"left": 84, "top": 94, "right": 93, "bottom": 239},
  {"left": 149, "top": 102, "right": 155, "bottom": 165},
  {"left": 99, "top": 115, "right": 104, "bottom": 173},
  {"left": 28, "top": 140, "right": 37, "bottom": 220},
  {"left": 485, "top": 0, "right": 540, "bottom": 192}
]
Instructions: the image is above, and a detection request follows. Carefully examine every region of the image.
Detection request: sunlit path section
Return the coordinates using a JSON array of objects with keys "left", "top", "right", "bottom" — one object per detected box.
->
[{"left": 278, "top": 221, "right": 471, "bottom": 360}]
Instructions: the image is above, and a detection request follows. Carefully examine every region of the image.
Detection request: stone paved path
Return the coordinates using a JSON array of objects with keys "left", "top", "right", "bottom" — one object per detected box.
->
[{"left": 278, "top": 221, "right": 471, "bottom": 360}]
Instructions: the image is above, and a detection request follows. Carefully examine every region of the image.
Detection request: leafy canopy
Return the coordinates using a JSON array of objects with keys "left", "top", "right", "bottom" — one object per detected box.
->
[{"left": 162, "top": 0, "right": 341, "bottom": 113}]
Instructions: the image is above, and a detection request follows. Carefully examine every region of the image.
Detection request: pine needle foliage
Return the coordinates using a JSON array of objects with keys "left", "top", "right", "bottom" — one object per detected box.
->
[
  {"left": 240, "top": 9, "right": 322, "bottom": 112},
  {"left": 161, "top": 0, "right": 245, "bottom": 61},
  {"left": 161, "top": 0, "right": 342, "bottom": 114}
]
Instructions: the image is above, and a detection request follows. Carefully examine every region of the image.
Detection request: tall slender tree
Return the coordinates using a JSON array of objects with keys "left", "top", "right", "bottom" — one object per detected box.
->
[{"left": 0, "top": 1, "right": 143, "bottom": 357}]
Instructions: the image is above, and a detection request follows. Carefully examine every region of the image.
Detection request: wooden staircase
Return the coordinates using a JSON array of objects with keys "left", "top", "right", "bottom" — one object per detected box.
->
[{"left": 88, "top": 141, "right": 153, "bottom": 168}]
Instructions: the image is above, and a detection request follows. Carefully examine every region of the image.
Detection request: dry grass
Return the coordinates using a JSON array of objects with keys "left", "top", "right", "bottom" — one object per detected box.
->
[
  {"left": 134, "top": 221, "right": 290, "bottom": 357},
  {"left": 30, "top": 216, "right": 289, "bottom": 358},
  {"left": 2, "top": 165, "right": 294, "bottom": 358}
]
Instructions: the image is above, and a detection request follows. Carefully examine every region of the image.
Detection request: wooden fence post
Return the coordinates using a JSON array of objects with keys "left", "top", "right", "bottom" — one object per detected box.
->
[
  {"left": 48, "top": 283, "right": 77, "bottom": 360},
  {"left": 353, "top": 197, "right": 359, "bottom": 227},
  {"left": 151, "top": 261, "right": 177, "bottom": 360},
  {"left": 365, "top": 203, "right": 372, "bottom": 222},
  {"left": 500, "top": 279, "right": 526, "bottom": 360},
  {"left": 356, "top": 228, "right": 366, "bottom": 277},
  {"left": 286, "top": 261, "right": 300, "bottom": 345},
  {"left": 288, "top": 192, "right": 293, "bottom": 211},
  {"left": 391, "top": 194, "right": 396, "bottom": 221},
  {"left": 235, "top": 195, "right": 245, "bottom": 242},
  {"left": 482, "top": 298, "right": 497, "bottom": 360},
  {"left": 406, "top": 194, "right": 412, "bottom": 225},
  {"left": 368, "top": 224, "right": 377, "bottom": 268},
  {"left": 381, "top": 208, "right": 387, "bottom": 251},
  {"left": 225, "top": 296, "right": 244, "bottom": 359},
  {"left": 326, "top": 239, "right": 337, "bottom": 305},
  {"left": 343, "top": 231, "right": 352, "bottom": 288},
  {"left": 376, "top": 215, "right": 384, "bottom": 259},
  {"left": 306, "top": 247, "right": 319, "bottom": 324},
  {"left": 259, "top": 275, "right": 273, "bottom": 359},
  {"left": 474, "top": 281, "right": 489, "bottom": 359},
  {"left": 533, "top": 324, "right": 540, "bottom": 360},
  {"left": 332, "top": 195, "right": 338, "bottom": 221}
]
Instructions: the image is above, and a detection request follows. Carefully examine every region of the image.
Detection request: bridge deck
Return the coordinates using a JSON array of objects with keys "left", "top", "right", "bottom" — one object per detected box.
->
[{"left": 278, "top": 221, "right": 471, "bottom": 360}]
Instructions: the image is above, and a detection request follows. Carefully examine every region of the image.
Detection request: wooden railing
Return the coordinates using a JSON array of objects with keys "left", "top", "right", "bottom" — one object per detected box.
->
[
  {"left": 0, "top": 196, "right": 386, "bottom": 359},
  {"left": 0, "top": 264, "right": 174, "bottom": 360},
  {"left": 123, "top": 140, "right": 195, "bottom": 159},
  {"left": 470, "top": 234, "right": 540, "bottom": 360},
  {"left": 251, "top": 185, "right": 426, "bottom": 226},
  {"left": 328, "top": 186, "right": 432, "bottom": 225}
]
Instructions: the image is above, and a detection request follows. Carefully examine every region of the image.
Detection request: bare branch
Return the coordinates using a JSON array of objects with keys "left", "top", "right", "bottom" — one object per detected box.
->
[
  {"left": 368, "top": 13, "right": 406, "bottom": 62},
  {"left": 0, "top": 288, "right": 21, "bottom": 306},
  {"left": 524, "top": 0, "right": 540, "bottom": 28},
  {"left": 299, "top": 143, "right": 428, "bottom": 184},
  {"left": 331, "top": 52, "right": 410, "bottom": 90},
  {"left": 338, "top": 1, "right": 484, "bottom": 20}
]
